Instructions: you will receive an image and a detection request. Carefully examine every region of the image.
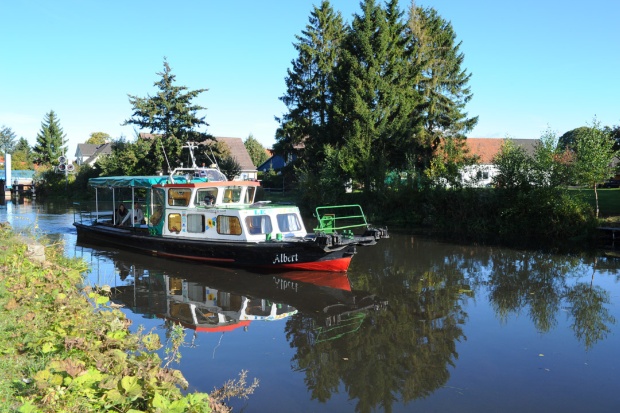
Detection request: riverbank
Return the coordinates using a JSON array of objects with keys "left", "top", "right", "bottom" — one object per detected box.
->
[{"left": 0, "top": 223, "right": 254, "bottom": 412}]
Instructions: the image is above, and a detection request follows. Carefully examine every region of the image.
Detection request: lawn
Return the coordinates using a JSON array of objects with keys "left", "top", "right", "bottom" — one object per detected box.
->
[{"left": 570, "top": 188, "right": 620, "bottom": 217}]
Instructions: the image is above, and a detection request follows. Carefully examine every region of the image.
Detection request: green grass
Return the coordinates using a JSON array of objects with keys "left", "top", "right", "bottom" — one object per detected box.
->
[{"left": 569, "top": 188, "right": 620, "bottom": 217}]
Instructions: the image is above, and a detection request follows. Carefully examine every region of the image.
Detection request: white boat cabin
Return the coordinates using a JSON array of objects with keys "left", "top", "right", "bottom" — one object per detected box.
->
[{"left": 149, "top": 180, "right": 308, "bottom": 242}]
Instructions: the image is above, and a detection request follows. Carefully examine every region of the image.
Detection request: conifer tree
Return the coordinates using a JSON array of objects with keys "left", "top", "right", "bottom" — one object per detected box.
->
[
  {"left": 407, "top": 5, "right": 478, "bottom": 175},
  {"left": 275, "top": 0, "right": 346, "bottom": 173},
  {"left": 124, "top": 58, "right": 211, "bottom": 172},
  {"left": 334, "top": 0, "right": 414, "bottom": 192},
  {"left": 32, "top": 110, "right": 67, "bottom": 165}
]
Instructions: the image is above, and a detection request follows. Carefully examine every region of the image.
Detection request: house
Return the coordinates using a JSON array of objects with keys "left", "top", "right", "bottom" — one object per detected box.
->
[
  {"left": 256, "top": 143, "right": 303, "bottom": 173},
  {"left": 213, "top": 137, "right": 257, "bottom": 181},
  {"left": 461, "top": 138, "right": 538, "bottom": 187},
  {"left": 138, "top": 133, "right": 257, "bottom": 180},
  {"left": 75, "top": 143, "right": 112, "bottom": 166}
]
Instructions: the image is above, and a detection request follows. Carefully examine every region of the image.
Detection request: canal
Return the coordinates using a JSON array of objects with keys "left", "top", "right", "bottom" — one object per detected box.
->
[{"left": 2, "top": 199, "right": 619, "bottom": 412}]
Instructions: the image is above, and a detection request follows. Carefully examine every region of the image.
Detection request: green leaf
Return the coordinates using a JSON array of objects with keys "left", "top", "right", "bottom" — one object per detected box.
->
[{"left": 121, "top": 375, "right": 143, "bottom": 398}]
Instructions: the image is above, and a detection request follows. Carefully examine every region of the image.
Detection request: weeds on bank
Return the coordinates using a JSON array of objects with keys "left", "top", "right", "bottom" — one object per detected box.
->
[{"left": 0, "top": 223, "right": 257, "bottom": 412}]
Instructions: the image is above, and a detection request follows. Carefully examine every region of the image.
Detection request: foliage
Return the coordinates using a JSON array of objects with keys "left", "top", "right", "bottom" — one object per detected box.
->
[
  {"left": 530, "top": 127, "right": 574, "bottom": 188},
  {"left": 572, "top": 118, "right": 618, "bottom": 217},
  {"left": 408, "top": 5, "right": 478, "bottom": 172},
  {"left": 217, "top": 156, "right": 242, "bottom": 181},
  {"left": 276, "top": 0, "right": 346, "bottom": 175},
  {"left": 557, "top": 126, "right": 592, "bottom": 150},
  {"left": 243, "top": 134, "right": 269, "bottom": 167},
  {"left": 604, "top": 124, "right": 620, "bottom": 151},
  {"left": 334, "top": 0, "right": 415, "bottom": 194},
  {"left": 297, "top": 144, "right": 349, "bottom": 206},
  {"left": 277, "top": 1, "right": 476, "bottom": 194},
  {"left": 123, "top": 58, "right": 212, "bottom": 173},
  {"left": 0, "top": 225, "right": 257, "bottom": 412},
  {"left": 0, "top": 124, "right": 17, "bottom": 154},
  {"left": 85, "top": 132, "right": 110, "bottom": 145},
  {"left": 96, "top": 137, "right": 156, "bottom": 176},
  {"left": 32, "top": 110, "right": 68, "bottom": 166},
  {"left": 492, "top": 139, "right": 534, "bottom": 189},
  {"left": 11, "top": 138, "right": 35, "bottom": 170}
]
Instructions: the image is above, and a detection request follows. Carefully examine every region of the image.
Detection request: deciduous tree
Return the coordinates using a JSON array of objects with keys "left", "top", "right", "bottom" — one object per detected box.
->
[
  {"left": 572, "top": 119, "right": 618, "bottom": 217},
  {"left": 11, "top": 137, "right": 34, "bottom": 170},
  {"left": 86, "top": 132, "right": 110, "bottom": 145},
  {"left": 0, "top": 125, "right": 17, "bottom": 154},
  {"left": 244, "top": 134, "right": 269, "bottom": 167}
]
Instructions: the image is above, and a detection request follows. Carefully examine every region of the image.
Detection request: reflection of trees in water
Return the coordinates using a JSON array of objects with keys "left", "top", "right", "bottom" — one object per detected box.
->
[
  {"left": 284, "top": 237, "right": 618, "bottom": 411},
  {"left": 484, "top": 251, "right": 616, "bottom": 350},
  {"left": 285, "top": 240, "right": 469, "bottom": 412},
  {"left": 564, "top": 283, "right": 615, "bottom": 350}
]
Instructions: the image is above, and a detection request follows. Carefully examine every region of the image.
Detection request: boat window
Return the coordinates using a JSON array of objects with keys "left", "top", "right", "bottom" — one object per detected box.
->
[
  {"left": 277, "top": 213, "right": 302, "bottom": 232},
  {"left": 245, "top": 299, "right": 271, "bottom": 316},
  {"left": 223, "top": 187, "right": 242, "bottom": 203},
  {"left": 149, "top": 188, "right": 165, "bottom": 226},
  {"left": 245, "top": 215, "right": 273, "bottom": 235},
  {"left": 217, "top": 215, "right": 242, "bottom": 235},
  {"left": 196, "top": 189, "right": 218, "bottom": 206},
  {"left": 168, "top": 213, "right": 182, "bottom": 233},
  {"left": 187, "top": 214, "right": 205, "bottom": 233},
  {"left": 244, "top": 187, "right": 256, "bottom": 203},
  {"left": 168, "top": 188, "right": 191, "bottom": 207}
]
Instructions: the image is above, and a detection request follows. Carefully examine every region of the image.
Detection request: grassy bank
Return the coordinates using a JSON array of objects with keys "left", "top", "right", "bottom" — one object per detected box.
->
[{"left": 0, "top": 224, "right": 255, "bottom": 412}]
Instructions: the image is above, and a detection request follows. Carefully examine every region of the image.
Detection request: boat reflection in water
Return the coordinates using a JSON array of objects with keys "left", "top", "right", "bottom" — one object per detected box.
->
[{"left": 81, "top": 242, "right": 387, "bottom": 340}]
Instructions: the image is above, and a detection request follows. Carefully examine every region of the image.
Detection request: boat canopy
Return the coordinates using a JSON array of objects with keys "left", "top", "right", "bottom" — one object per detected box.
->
[
  {"left": 88, "top": 168, "right": 227, "bottom": 189},
  {"left": 89, "top": 175, "right": 172, "bottom": 188}
]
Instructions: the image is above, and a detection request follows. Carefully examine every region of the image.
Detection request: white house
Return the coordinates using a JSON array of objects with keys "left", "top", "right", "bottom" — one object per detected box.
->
[
  {"left": 461, "top": 138, "right": 538, "bottom": 187},
  {"left": 75, "top": 143, "right": 112, "bottom": 166}
]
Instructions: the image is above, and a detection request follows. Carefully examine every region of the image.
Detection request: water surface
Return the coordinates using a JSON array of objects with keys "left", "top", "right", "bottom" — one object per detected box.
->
[{"left": 2, "top": 199, "right": 619, "bottom": 412}]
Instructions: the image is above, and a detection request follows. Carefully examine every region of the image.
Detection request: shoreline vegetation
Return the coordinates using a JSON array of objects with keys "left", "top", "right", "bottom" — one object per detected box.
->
[{"left": 0, "top": 223, "right": 257, "bottom": 412}]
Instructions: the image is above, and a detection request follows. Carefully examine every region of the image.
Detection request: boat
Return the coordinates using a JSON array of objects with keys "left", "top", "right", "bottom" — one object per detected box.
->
[{"left": 74, "top": 143, "right": 388, "bottom": 272}]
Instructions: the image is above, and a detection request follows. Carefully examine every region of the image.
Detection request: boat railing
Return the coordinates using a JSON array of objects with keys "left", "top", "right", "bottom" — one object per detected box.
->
[
  {"left": 73, "top": 202, "right": 114, "bottom": 224},
  {"left": 313, "top": 204, "right": 369, "bottom": 235}
]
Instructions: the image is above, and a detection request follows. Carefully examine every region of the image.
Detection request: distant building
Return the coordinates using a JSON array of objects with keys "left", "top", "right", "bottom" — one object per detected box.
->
[
  {"left": 257, "top": 143, "right": 304, "bottom": 173},
  {"left": 461, "top": 138, "right": 538, "bottom": 187},
  {"left": 75, "top": 143, "right": 112, "bottom": 166}
]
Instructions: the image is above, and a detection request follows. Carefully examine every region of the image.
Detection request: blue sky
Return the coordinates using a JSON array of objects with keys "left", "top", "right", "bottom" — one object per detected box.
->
[{"left": 1, "top": 0, "right": 618, "bottom": 159}]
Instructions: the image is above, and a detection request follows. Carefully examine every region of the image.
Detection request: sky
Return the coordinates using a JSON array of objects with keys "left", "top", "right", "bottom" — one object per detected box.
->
[{"left": 1, "top": 0, "right": 619, "bottom": 160}]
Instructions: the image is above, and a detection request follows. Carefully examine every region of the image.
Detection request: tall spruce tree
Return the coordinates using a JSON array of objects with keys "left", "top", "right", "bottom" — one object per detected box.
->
[
  {"left": 408, "top": 5, "right": 478, "bottom": 176},
  {"left": 276, "top": 0, "right": 345, "bottom": 174},
  {"left": 33, "top": 110, "right": 67, "bottom": 165},
  {"left": 124, "top": 58, "right": 211, "bottom": 172},
  {"left": 334, "top": 0, "right": 414, "bottom": 193}
]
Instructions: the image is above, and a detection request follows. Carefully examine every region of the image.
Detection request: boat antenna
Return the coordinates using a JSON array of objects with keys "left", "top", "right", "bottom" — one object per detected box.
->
[
  {"left": 183, "top": 142, "right": 199, "bottom": 169},
  {"left": 207, "top": 145, "right": 220, "bottom": 170},
  {"left": 160, "top": 141, "right": 172, "bottom": 173}
]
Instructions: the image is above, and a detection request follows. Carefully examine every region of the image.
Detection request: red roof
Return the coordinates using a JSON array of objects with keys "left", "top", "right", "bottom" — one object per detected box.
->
[{"left": 466, "top": 138, "right": 538, "bottom": 164}]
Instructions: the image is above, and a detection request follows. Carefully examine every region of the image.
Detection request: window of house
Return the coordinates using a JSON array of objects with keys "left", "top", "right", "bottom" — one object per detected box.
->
[{"left": 217, "top": 215, "right": 242, "bottom": 235}]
